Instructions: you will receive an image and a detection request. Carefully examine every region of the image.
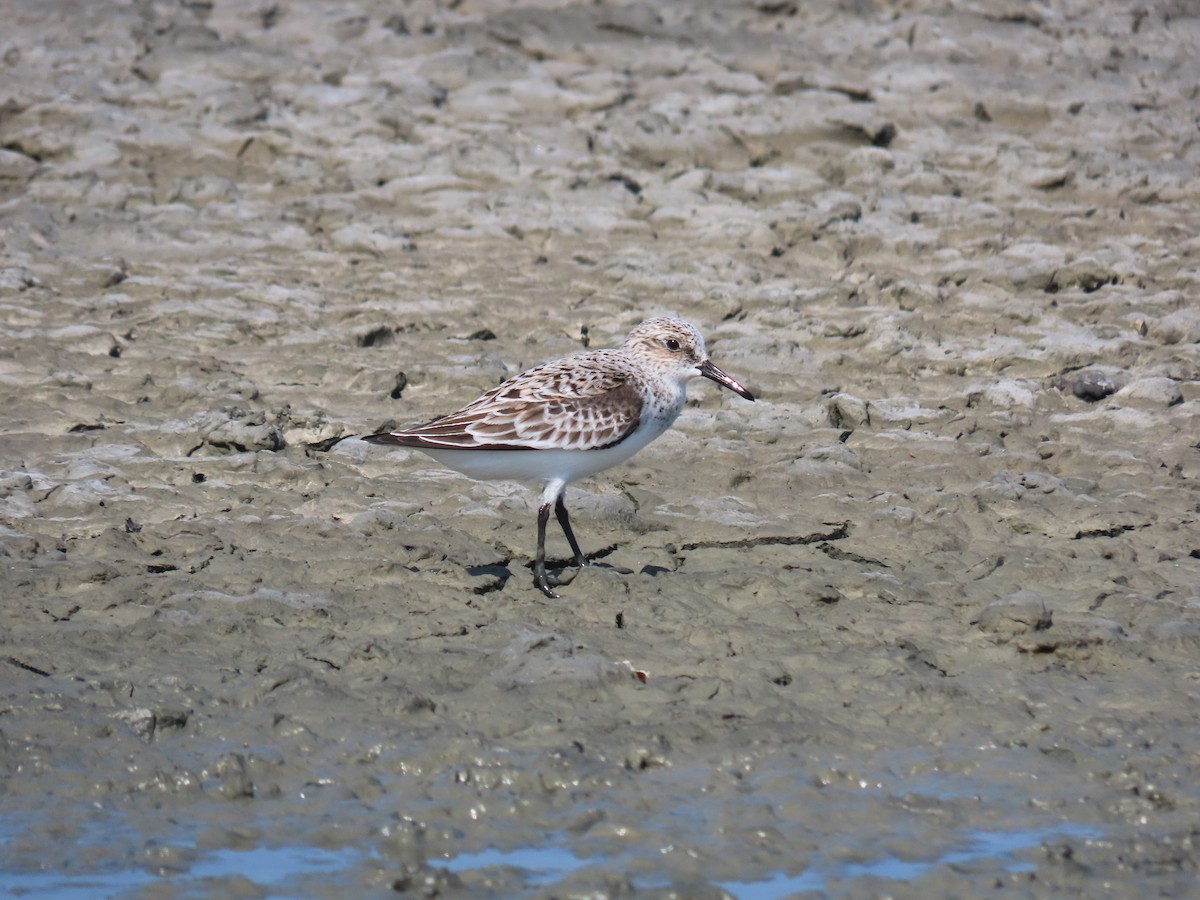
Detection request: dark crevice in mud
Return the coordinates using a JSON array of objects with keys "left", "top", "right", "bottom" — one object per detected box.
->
[
  {"left": 1072, "top": 524, "right": 1147, "bottom": 539},
  {"left": 472, "top": 580, "right": 508, "bottom": 596},
  {"left": 679, "top": 522, "right": 850, "bottom": 552},
  {"left": 895, "top": 640, "right": 949, "bottom": 676},
  {"left": 607, "top": 172, "right": 642, "bottom": 195},
  {"left": 197, "top": 437, "right": 286, "bottom": 455},
  {"left": 6, "top": 656, "right": 52, "bottom": 677},
  {"left": 358, "top": 325, "right": 396, "bottom": 347},
  {"left": 306, "top": 434, "right": 351, "bottom": 452},
  {"left": 466, "top": 564, "right": 511, "bottom": 595},
  {"left": 816, "top": 542, "right": 888, "bottom": 567},
  {"left": 586, "top": 543, "right": 622, "bottom": 562},
  {"left": 304, "top": 656, "right": 341, "bottom": 671}
]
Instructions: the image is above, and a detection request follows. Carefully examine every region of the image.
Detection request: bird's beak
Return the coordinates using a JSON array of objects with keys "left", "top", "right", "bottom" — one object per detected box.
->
[{"left": 699, "top": 359, "right": 755, "bottom": 401}]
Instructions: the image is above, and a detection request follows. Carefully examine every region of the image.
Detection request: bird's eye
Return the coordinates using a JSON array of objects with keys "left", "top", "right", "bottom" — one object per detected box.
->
[{"left": 665, "top": 338, "right": 681, "bottom": 351}]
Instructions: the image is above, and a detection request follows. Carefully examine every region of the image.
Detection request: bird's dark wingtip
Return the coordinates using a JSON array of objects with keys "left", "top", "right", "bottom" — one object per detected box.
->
[{"left": 361, "top": 432, "right": 399, "bottom": 445}]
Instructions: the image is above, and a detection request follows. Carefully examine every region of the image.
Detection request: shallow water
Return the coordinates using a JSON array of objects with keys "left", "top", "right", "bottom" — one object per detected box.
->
[
  {"left": 0, "top": 809, "right": 1101, "bottom": 898},
  {"left": 2, "top": 0, "right": 1199, "bottom": 896},
  {"left": 0, "top": 740, "right": 1109, "bottom": 896},
  {"left": 0, "top": 843, "right": 363, "bottom": 898}
]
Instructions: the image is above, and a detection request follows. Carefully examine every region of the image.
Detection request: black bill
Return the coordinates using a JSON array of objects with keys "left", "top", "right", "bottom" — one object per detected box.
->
[{"left": 699, "top": 359, "right": 755, "bottom": 401}]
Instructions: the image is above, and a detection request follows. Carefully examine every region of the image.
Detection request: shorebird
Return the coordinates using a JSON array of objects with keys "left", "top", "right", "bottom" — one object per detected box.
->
[{"left": 362, "top": 317, "right": 755, "bottom": 597}]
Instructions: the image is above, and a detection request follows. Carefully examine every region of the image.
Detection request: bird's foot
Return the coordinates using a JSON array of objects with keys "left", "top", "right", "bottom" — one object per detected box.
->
[
  {"left": 534, "top": 562, "right": 561, "bottom": 599},
  {"left": 534, "top": 558, "right": 589, "bottom": 598}
]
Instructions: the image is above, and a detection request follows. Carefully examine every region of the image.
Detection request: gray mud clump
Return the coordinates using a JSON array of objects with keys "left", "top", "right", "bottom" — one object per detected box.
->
[{"left": 1, "top": 1, "right": 1198, "bottom": 896}]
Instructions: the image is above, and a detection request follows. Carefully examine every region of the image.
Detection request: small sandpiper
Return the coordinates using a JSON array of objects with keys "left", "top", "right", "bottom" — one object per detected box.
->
[{"left": 363, "top": 317, "right": 755, "bottom": 597}]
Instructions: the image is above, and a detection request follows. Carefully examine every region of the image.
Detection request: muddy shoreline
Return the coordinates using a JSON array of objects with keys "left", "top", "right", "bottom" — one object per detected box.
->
[{"left": 2, "top": 1, "right": 1199, "bottom": 896}]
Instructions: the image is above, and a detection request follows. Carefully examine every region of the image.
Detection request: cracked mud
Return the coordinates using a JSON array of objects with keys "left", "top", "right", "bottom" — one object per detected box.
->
[{"left": 1, "top": 0, "right": 1199, "bottom": 896}]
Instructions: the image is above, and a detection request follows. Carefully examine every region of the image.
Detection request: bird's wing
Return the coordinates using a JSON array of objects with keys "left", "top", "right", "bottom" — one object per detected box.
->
[{"left": 364, "top": 354, "right": 644, "bottom": 451}]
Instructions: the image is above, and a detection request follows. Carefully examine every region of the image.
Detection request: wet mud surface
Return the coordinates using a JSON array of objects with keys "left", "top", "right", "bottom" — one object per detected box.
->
[{"left": 2, "top": 0, "right": 1199, "bottom": 896}]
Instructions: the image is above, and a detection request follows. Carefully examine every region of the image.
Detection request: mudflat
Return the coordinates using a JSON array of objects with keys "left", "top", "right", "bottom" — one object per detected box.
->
[{"left": 1, "top": 1, "right": 1198, "bottom": 896}]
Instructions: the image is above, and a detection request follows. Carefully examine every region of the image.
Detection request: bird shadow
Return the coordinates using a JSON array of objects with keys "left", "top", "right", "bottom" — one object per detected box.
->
[
  {"left": 547, "top": 560, "right": 636, "bottom": 587},
  {"left": 468, "top": 552, "right": 638, "bottom": 595}
]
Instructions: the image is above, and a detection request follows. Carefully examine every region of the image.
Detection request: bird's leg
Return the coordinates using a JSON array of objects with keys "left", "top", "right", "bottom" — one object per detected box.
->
[
  {"left": 555, "top": 495, "right": 588, "bottom": 569},
  {"left": 534, "top": 501, "right": 559, "bottom": 598}
]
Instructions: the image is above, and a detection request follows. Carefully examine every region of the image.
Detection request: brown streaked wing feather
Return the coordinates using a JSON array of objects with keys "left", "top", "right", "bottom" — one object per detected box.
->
[
  {"left": 373, "top": 354, "right": 644, "bottom": 451},
  {"left": 503, "top": 380, "right": 644, "bottom": 450}
]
